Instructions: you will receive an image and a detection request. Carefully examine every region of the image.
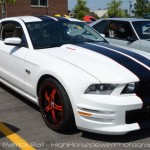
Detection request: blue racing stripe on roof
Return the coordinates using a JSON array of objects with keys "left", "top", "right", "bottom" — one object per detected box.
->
[
  {"left": 38, "top": 16, "right": 57, "bottom": 21},
  {"left": 56, "top": 17, "right": 70, "bottom": 21}
]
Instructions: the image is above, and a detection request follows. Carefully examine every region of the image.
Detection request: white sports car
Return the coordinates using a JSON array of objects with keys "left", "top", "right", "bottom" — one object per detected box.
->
[{"left": 0, "top": 16, "right": 150, "bottom": 135}]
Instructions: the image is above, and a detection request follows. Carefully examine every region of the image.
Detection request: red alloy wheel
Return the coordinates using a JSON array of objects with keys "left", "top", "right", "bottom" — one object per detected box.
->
[
  {"left": 39, "top": 78, "right": 75, "bottom": 132},
  {"left": 40, "top": 83, "right": 64, "bottom": 128}
]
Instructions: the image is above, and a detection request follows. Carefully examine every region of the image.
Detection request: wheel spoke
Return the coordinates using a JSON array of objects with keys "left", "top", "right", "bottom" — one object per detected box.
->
[
  {"left": 54, "top": 104, "right": 63, "bottom": 111},
  {"left": 45, "top": 105, "right": 52, "bottom": 112},
  {"left": 52, "top": 110, "right": 58, "bottom": 124},
  {"left": 50, "top": 89, "right": 56, "bottom": 101},
  {"left": 45, "top": 91, "right": 51, "bottom": 103}
]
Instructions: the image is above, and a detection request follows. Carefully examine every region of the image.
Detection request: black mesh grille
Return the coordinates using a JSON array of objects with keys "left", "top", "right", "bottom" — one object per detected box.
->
[
  {"left": 126, "top": 108, "right": 150, "bottom": 124},
  {"left": 136, "top": 81, "right": 150, "bottom": 98},
  {"left": 126, "top": 81, "right": 150, "bottom": 124}
]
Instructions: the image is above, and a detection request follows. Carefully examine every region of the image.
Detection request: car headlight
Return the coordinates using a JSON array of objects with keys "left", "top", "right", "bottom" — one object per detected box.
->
[
  {"left": 84, "top": 84, "right": 117, "bottom": 95},
  {"left": 121, "top": 82, "right": 138, "bottom": 94}
]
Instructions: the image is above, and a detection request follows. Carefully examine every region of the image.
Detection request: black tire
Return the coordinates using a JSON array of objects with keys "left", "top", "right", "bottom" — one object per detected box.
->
[{"left": 39, "top": 78, "right": 75, "bottom": 132}]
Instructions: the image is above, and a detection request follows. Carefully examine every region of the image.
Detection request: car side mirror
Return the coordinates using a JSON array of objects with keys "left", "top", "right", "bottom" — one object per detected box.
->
[
  {"left": 127, "top": 36, "right": 137, "bottom": 42},
  {"left": 4, "top": 37, "right": 22, "bottom": 46}
]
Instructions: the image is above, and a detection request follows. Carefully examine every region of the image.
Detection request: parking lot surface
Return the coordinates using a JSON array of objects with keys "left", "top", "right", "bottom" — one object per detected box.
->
[{"left": 1, "top": 83, "right": 150, "bottom": 150}]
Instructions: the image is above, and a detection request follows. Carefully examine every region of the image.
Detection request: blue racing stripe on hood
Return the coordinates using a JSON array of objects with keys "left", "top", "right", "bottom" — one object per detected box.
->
[
  {"left": 92, "top": 42, "right": 150, "bottom": 67},
  {"left": 74, "top": 43, "right": 150, "bottom": 81}
]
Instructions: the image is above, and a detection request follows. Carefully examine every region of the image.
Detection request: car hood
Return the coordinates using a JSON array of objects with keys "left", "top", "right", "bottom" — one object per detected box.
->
[
  {"left": 111, "top": 43, "right": 150, "bottom": 59},
  {"left": 139, "top": 39, "right": 150, "bottom": 53},
  {"left": 40, "top": 42, "right": 150, "bottom": 83}
]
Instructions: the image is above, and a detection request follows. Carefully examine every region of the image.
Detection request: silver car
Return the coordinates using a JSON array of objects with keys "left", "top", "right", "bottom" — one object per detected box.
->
[{"left": 90, "top": 18, "right": 150, "bottom": 53}]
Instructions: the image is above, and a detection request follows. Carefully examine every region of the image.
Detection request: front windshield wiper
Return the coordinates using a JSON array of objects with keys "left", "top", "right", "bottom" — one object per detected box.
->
[
  {"left": 35, "top": 43, "right": 64, "bottom": 49},
  {"left": 85, "top": 40, "right": 102, "bottom": 42},
  {"left": 85, "top": 39, "right": 108, "bottom": 43},
  {"left": 49, "top": 43, "right": 63, "bottom": 47}
]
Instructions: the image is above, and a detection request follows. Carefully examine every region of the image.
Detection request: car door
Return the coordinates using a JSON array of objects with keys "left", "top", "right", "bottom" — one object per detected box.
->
[
  {"left": 132, "top": 21, "right": 150, "bottom": 53},
  {"left": 0, "top": 21, "right": 28, "bottom": 90},
  {"left": 103, "top": 21, "right": 141, "bottom": 50}
]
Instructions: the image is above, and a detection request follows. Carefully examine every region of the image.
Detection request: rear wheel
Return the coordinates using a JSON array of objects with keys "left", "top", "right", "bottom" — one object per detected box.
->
[{"left": 39, "top": 78, "right": 75, "bottom": 132}]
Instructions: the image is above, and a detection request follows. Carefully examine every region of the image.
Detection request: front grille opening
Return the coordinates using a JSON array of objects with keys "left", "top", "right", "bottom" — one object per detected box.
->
[
  {"left": 127, "top": 81, "right": 150, "bottom": 125},
  {"left": 136, "top": 81, "right": 150, "bottom": 98},
  {"left": 126, "top": 108, "right": 150, "bottom": 124}
]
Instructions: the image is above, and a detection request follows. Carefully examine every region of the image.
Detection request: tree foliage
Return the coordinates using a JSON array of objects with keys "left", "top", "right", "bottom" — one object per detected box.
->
[
  {"left": 107, "top": 0, "right": 127, "bottom": 17},
  {"left": 73, "top": 0, "right": 90, "bottom": 20},
  {"left": 90, "top": 11, "right": 99, "bottom": 19},
  {"left": 133, "top": 0, "right": 150, "bottom": 18},
  {"left": 0, "top": 0, "right": 16, "bottom": 3}
]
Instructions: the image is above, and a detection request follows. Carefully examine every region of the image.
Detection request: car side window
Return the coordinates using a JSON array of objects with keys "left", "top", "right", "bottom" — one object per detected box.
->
[
  {"left": 93, "top": 20, "right": 108, "bottom": 33},
  {"left": 1, "top": 22, "right": 28, "bottom": 47},
  {"left": 2, "top": 23, "right": 15, "bottom": 40},
  {"left": 104, "top": 21, "right": 136, "bottom": 40}
]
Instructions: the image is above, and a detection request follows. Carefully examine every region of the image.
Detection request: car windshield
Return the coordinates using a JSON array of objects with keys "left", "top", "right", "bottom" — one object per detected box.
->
[
  {"left": 132, "top": 21, "right": 150, "bottom": 40},
  {"left": 26, "top": 20, "right": 107, "bottom": 49}
]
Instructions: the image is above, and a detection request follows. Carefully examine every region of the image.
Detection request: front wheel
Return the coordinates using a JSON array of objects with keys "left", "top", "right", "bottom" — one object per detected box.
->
[{"left": 39, "top": 78, "right": 75, "bottom": 132}]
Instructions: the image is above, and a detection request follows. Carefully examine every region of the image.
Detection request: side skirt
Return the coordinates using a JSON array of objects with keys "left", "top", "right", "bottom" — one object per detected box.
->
[{"left": 0, "top": 77, "right": 39, "bottom": 106}]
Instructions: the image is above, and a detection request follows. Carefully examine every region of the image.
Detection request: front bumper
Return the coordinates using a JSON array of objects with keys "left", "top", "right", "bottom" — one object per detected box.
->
[{"left": 74, "top": 94, "right": 148, "bottom": 135}]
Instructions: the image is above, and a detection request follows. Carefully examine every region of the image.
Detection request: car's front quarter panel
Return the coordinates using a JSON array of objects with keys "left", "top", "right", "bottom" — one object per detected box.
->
[{"left": 23, "top": 49, "right": 100, "bottom": 105}]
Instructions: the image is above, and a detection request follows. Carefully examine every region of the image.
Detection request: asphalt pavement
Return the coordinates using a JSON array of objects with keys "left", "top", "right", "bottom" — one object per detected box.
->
[{"left": 1, "top": 83, "right": 150, "bottom": 150}]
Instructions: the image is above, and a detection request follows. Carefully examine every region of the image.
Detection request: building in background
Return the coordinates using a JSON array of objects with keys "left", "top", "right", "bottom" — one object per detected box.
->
[
  {"left": 0, "top": 0, "right": 68, "bottom": 18},
  {"left": 94, "top": 9, "right": 108, "bottom": 18}
]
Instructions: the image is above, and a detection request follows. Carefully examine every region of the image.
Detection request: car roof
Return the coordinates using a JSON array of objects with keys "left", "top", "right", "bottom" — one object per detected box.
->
[
  {"left": 101, "top": 18, "right": 150, "bottom": 22},
  {"left": 90, "top": 17, "right": 150, "bottom": 26},
  {"left": 1, "top": 16, "right": 82, "bottom": 23}
]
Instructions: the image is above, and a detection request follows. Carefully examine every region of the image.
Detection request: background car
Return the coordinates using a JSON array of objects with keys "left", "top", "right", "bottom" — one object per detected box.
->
[
  {"left": 0, "top": 16, "right": 150, "bottom": 135},
  {"left": 90, "top": 18, "right": 150, "bottom": 53}
]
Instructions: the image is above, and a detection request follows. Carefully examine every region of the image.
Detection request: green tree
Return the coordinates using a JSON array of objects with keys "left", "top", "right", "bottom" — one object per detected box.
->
[
  {"left": 90, "top": 11, "right": 99, "bottom": 19},
  {"left": 73, "top": 0, "right": 90, "bottom": 20},
  {"left": 107, "top": 0, "right": 126, "bottom": 17},
  {"left": 0, "top": 0, "right": 16, "bottom": 5},
  {"left": 133, "top": 0, "right": 150, "bottom": 18}
]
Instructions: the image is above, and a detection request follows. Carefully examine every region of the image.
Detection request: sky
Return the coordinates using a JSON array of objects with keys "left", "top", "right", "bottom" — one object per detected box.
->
[{"left": 68, "top": 0, "right": 136, "bottom": 11}]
